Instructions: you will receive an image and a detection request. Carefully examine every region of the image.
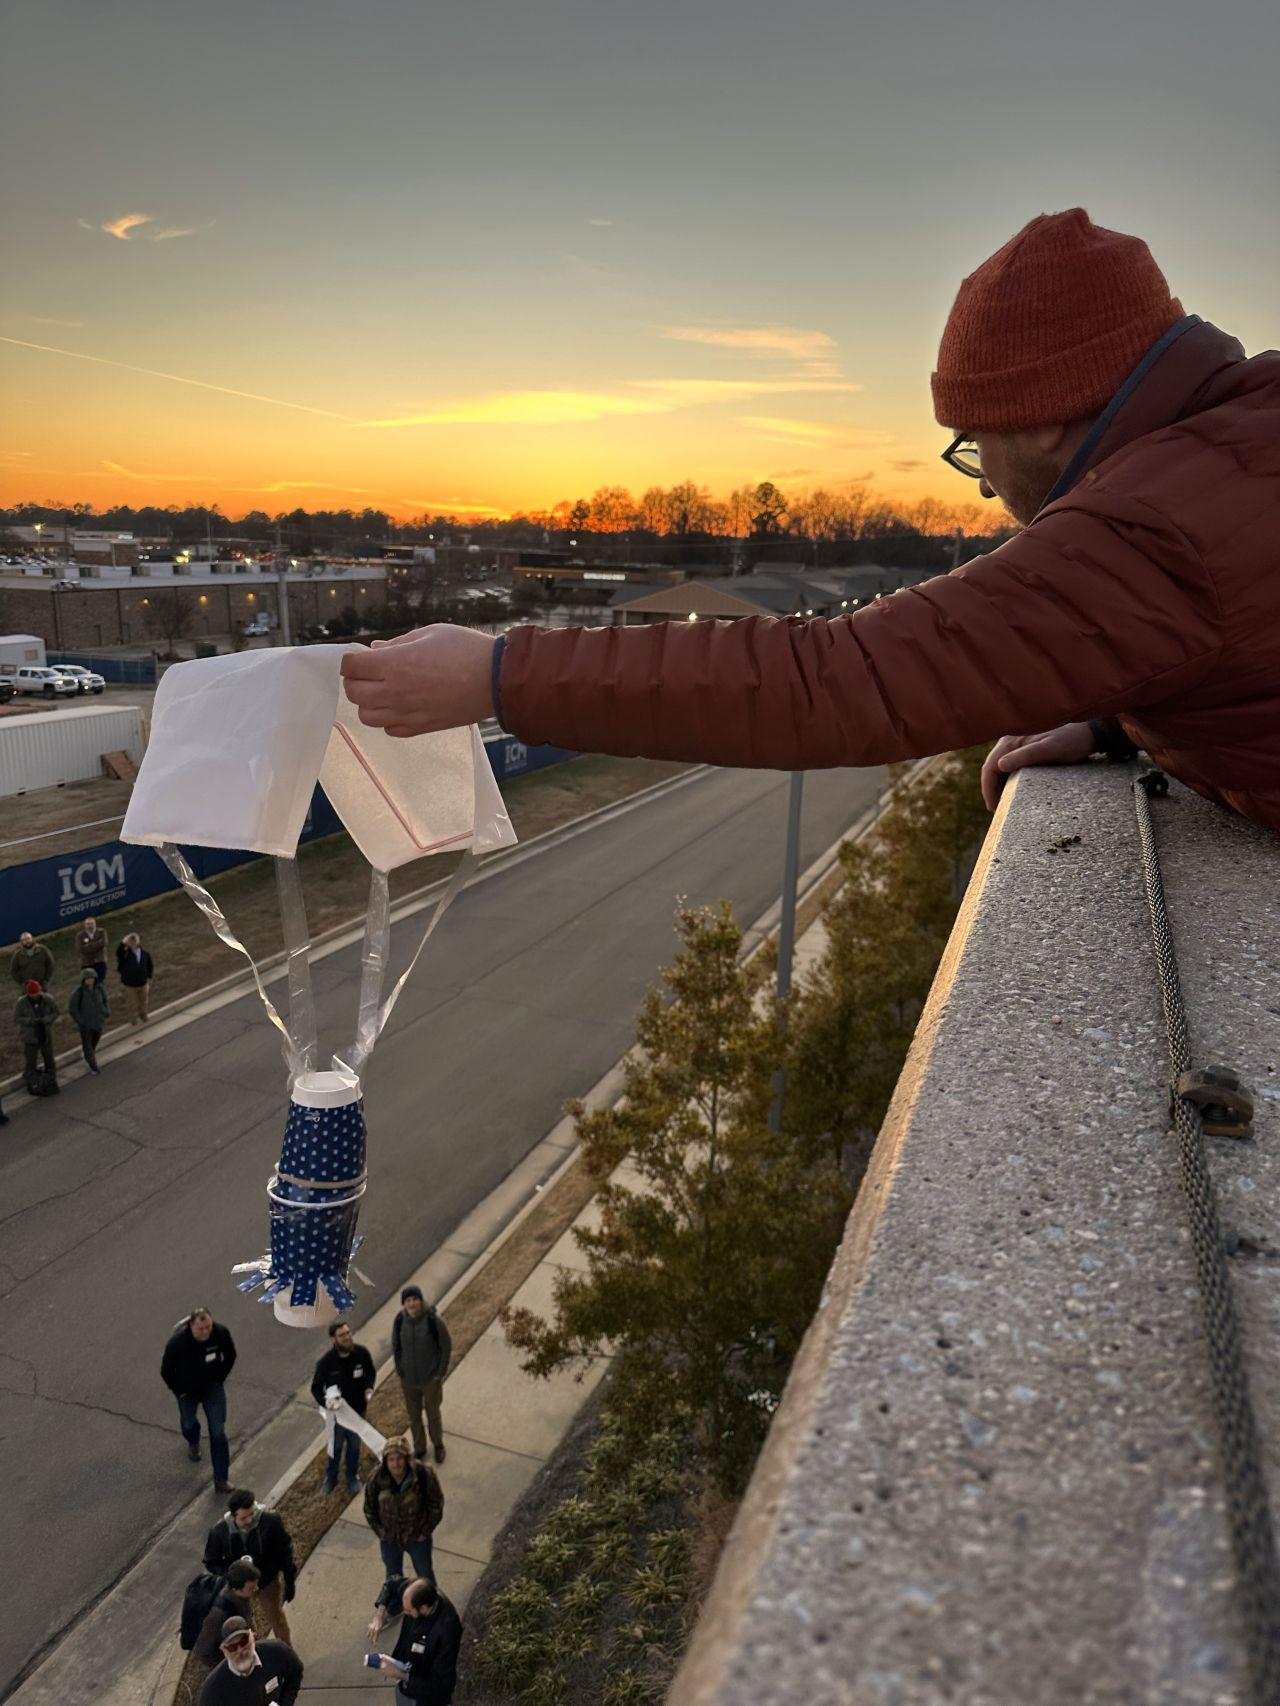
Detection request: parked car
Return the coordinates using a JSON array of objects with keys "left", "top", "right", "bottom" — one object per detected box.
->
[
  {"left": 0, "top": 680, "right": 17, "bottom": 703},
  {"left": 52, "top": 664, "right": 106, "bottom": 694},
  {"left": 13, "top": 665, "right": 79, "bottom": 698}
]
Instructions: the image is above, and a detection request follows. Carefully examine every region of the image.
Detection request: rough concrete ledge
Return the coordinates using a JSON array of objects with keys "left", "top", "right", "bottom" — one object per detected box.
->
[{"left": 672, "top": 764, "right": 1280, "bottom": 1706}]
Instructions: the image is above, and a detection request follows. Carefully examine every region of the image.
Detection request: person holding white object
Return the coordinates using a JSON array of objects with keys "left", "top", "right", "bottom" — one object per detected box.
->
[{"left": 309, "top": 1321, "right": 374, "bottom": 1494}]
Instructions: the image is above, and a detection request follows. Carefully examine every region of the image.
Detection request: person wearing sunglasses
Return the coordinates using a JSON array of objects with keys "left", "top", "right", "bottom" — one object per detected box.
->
[
  {"left": 341, "top": 209, "right": 1280, "bottom": 838},
  {"left": 198, "top": 1616, "right": 303, "bottom": 1705}
]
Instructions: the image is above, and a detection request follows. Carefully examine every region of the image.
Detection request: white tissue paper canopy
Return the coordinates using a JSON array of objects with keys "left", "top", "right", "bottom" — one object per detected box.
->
[{"left": 121, "top": 644, "right": 516, "bottom": 866}]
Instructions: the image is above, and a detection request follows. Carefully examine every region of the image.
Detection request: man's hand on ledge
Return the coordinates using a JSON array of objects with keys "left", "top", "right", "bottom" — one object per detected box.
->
[
  {"left": 980, "top": 722, "right": 1098, "bottom": 811},
  {"left": 340, "top": 625, "right": 497, "bottom": 737}
]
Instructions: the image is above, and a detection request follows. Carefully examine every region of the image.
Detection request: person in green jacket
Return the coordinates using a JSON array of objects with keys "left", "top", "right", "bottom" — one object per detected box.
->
[
  {"left": 68, "top": 967, "right": 110, "bottom": 1075},
  {"left": 15, "top": 980, "right": 59, "bottom": 1094}
]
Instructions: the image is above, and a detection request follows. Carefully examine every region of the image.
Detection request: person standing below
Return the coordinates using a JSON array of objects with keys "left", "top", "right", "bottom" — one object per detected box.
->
[
  {"left": 393, "top": 1286, "right": 452, "bottom": 1465},
  {"left": 68, "top": 968, "right": 109, "bottom": 1074},
  {"left": 162, "top": 1308, "right": 237, "bottom": 1493},
  {"left": 198, "top": 1617, "right": 302, "bottom": 1706},
  {"left": 9, "top": 931, "right": 54, "bottom": 991},
  {"left": 364, "top": 1443, "right": 444, "bottom": 1584},
  {"left": 116, "top": 931, "right": 155, "bottom": 1023},
  {"left": 310, "top": 1320, "right": 374, "bottom": 1495},
  {"left": 193, "top": 1563, "right": 261, "bottom": 1668},
  {"left": 76, "top": 916, "right": 108, "bottom": 985},
  {"left": 382, "top": 1577, "right": 462, "bottom": 1704},
  {"left": 15, "top": 980, "right": 59, "bottom": 1095},
  {"left": 204, "top": 1489, "right": 298, "bottom": 1649}
]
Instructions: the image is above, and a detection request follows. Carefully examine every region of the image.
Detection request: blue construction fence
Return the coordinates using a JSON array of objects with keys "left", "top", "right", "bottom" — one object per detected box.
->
[
  {"left": 1, "top": 734, "right": 574, "bottom": 944},
  {"left": 48, "top": 651, "right": 159, "bottom": 685}
]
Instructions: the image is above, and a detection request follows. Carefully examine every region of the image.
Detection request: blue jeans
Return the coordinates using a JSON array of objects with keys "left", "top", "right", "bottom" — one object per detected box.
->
[
  {"left": 325, "top": 1422, "right": 361, "bottom": 1487},
  {"left": 379, "top": 1536, "right": 435, "bottom": 1582},
  {"left": 177, "top": 1384, "right": 229, "bottom": 1482}
]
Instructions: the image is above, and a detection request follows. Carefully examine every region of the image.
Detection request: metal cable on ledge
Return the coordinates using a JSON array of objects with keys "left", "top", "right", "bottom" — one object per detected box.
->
[{"left": 1133, "top": 771, "right": 1280, "bottom": 1706}]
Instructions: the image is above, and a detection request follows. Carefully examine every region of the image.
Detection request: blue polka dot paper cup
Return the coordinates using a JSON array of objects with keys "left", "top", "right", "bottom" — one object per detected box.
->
[{"left": 237, "top": 1070, "right": 368, "bottom": 1328}]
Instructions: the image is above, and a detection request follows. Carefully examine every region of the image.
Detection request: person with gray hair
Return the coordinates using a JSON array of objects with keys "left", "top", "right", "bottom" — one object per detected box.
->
[{"left": 115, "top": 930, "right": 154, "bottom": 1023}]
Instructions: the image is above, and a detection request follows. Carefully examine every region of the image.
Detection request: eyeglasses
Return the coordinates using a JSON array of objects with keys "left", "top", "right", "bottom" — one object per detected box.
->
[
  {"left": 941, "top": 434, "right": 983, "bottom": 479},
  {"left": 224, "top": 1636, "right": 252, "bottom": 1653}
]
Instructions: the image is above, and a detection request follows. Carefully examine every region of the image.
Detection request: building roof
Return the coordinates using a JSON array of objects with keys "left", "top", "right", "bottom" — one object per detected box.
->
[{"left": 612, "top": 579, "right": 777, "bottom": 619}]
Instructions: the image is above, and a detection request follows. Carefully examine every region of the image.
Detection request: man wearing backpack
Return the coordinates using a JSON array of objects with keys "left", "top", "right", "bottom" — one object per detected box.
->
[
  {"left": 392, "top": 1286, "right": 452, "bottom": 1466},
  {"left": 204, "top": 1489, "right": 298, "bottom": 1648},
  {"left": 191, "top": 1561, "right": 260, "bottom": 1667},
  {"left": 14, "top": 979, "right": 59, "bottom": 1096}
]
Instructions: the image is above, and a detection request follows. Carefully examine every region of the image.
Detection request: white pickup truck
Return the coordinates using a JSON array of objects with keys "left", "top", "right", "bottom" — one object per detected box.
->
[{"left": 13, "top": 665, "right": 80, "bottom": 698}]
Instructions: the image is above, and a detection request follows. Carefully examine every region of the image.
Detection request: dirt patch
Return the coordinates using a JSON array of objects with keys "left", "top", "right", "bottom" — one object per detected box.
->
[{"left": 1, "top": 756, "right": 691, "bottom": 1086}]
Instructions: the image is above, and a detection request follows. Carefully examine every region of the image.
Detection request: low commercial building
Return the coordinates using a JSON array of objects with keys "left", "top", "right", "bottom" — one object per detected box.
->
[{"left": 0, "top": 563, "right": 391, "bottom": 650}]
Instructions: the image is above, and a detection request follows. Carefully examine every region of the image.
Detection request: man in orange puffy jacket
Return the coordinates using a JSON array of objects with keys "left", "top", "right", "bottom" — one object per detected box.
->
[{"left": 341, "top": 209, "right": 1280, "bottom": 836}]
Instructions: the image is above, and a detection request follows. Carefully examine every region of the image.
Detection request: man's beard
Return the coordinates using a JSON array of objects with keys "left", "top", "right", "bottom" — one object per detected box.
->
[{"left": 1001, "top": 443, "right": 1063, "bottom": 526}]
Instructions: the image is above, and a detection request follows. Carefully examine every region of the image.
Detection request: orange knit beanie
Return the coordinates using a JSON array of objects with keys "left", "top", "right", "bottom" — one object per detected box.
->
[{"left": 931, "top": 209, "right": 1183, "bottom": 432}]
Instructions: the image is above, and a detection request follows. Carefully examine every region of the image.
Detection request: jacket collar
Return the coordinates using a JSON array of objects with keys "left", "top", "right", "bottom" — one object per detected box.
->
[{"left": 1039, "top": 316, "right": 1248, "bottom": 510}]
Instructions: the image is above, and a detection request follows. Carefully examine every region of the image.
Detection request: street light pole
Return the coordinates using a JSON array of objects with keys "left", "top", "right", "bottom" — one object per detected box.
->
[
  {"left": 768, "top": 769, "right": 805, "bottom": 1133},
  {"left": 274, "top": 521, "right": 293, "bottom": 646}
]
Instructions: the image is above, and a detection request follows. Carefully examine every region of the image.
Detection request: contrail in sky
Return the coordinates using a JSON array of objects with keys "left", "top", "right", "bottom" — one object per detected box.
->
[{"left": 0, "top": 335, "right": 358, "bottom": 422}]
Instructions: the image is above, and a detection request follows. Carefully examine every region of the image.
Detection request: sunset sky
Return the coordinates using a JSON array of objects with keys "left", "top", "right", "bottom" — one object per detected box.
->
[{"left": 2, "top": 0, "right": 1277, "bottom": 521}]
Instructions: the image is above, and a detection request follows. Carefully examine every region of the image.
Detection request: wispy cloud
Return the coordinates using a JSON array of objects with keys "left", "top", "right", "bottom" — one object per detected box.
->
[
  {"left": 254, "top": 479, "right": 381, "bottom": 495},
  {"left": 79, "top": 212, "right": 206, "bottom": 242},
  {"left": 0, "top": 336, "right": 358, "bottom": 421},
  {"left": 393, "top": 497, "right": 506, "bottom": 515},
  {"left": 587, "top": 217, "right": 614, "bottom": 228},
  {"left": 738, "top": 415, "right": 894, "bottom": 448},
  {"left": 26, "top": 315, "right": 87, "bottom": 329},
  {"left": 888, "top": 457, "right": 927, "bottom": 472},
  {"left": 360, "top": 390, "right": 672, "bottom": 429},
  {"left": 101, "top": 459, "right": 198, "bottom": 482},
  {"left": 631, "top": 377, "right": 860, "bottom": 404},
  {"left": 662, "top": 325, "right": 837, "bottom": 362}
]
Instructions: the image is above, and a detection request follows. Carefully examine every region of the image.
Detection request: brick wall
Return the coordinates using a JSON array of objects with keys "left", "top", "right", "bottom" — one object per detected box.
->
[{"left": 0, "top": 577, "right": 391, "bottom": 649}]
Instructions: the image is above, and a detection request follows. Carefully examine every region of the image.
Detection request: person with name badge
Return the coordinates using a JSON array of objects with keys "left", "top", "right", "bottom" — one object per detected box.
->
[
  {"left": 197, "top": 1616, "right": 303, "bottom": 1706},
  {"left": 161, "top": 1307, "right": 238, "bottom": 1493},
  {"left": 310, "top": 1319, "right": 374, "bottom": 1494},
  {"left": 365, "top": 1576, "right": 462, "bottom": 1702}
]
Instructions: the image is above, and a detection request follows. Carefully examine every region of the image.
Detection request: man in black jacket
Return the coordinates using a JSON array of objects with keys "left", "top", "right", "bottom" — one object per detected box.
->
[
  {"left": 193, "top": 1563, "right": 260, "bottom": 1667},
  {"left": 198, "top": 1616, "right": 303, "bottom": 1706},
  {"left": 388, "top": 1577, "right": 462, "bottom": 1704},
  {"left": 204, "top": 1489, "right": 297, "bottom": 1648},
  {"left": 392, "top": 1286, "right": 452, "bottom": 1465},
  {"left": 161, "top": 1308, "right": 237, "bottom": 1493},
  {"left": 116, "top": 930, "right": 155, "bottom": 1023},
  {"left": 309, "top": 1320, "right": 374, "bottom": 1495}
]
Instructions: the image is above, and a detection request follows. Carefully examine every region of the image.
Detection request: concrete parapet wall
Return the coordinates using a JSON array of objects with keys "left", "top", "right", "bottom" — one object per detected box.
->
[{"left": 673, "top": 764, "right": 1280, "bottom": 1706}]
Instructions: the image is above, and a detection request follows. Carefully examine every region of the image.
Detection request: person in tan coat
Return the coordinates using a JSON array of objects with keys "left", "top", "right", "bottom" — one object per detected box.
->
[{"left": 338, "top": 210, "right": 1280, "bottom": 840}]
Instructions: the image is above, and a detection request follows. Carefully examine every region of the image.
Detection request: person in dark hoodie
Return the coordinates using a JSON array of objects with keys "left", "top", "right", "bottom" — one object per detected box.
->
[
  {"left": 364, "top": 1442, "right": 444, "bottom": 1583},
  {"left": 161, "top": 1308, "right": 237, "bottom": 1492},
  {"left": 392, "top": 1286, "right": 452, "bottom": 1465},
  {"left": 198, "top": 1616, "right": 302, "bottom": 1706},
  {"left": 204, "top": 1489, "right": 298, "bottom": 1647},
  {"left": 68, "top": 967, "right": 110, "bottom": 1074},
  {"left": 309, "top": 1320, "right": 374, "bottom": 1494}
]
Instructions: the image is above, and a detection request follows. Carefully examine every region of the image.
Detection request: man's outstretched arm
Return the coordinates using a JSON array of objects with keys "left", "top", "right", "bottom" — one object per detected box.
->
[{"left": 340, "top": 492, "right": 1221, "bottom": 772}]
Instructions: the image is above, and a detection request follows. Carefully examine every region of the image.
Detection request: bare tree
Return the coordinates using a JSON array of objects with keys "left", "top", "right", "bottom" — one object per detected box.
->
[{"left": 144, "top": 588, "right": 197, "bottom": 657}]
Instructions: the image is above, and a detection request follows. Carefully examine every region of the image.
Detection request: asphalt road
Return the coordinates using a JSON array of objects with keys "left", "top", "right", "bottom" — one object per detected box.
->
[{"left": 0, "top": 761, "right": 888, "bottom": 1694}]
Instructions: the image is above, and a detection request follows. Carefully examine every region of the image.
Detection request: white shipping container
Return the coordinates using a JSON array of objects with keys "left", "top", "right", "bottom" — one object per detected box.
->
[{"left": 0, "top": 703, "right": 145, "bottom": 798}]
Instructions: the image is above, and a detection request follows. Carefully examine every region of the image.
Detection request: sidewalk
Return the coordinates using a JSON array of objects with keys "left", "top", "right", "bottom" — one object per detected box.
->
[{"left": 283, "top": 1175, "right": 622, "bottom": 1699}]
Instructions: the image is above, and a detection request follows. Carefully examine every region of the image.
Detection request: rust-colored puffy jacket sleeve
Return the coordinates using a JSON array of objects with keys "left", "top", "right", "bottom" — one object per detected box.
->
[{"left": 498, "top": 493, "right": 1224, "bottom": 769}]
